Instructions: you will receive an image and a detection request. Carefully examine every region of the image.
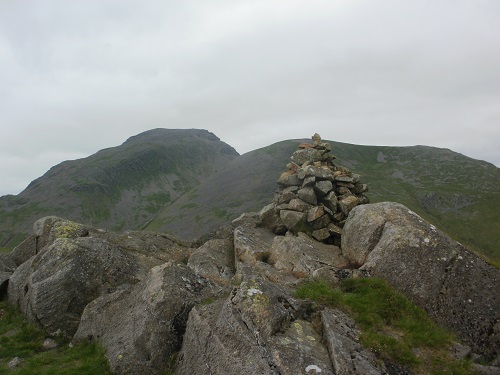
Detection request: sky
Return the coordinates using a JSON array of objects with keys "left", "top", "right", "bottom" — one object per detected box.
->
[{"left": 1, "top": 0, "right": 499, "bottom": 196}]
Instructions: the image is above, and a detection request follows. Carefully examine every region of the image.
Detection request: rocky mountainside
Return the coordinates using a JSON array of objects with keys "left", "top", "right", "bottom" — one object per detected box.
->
[
  {"left": 1, "top": 128, "right": 498, "bottom": 262},
  {"left": 147, "top": 137, "right": 500, "bottom": 262},
  {"left": 0, "top": 129, "right": 238, "bottom": 248},
  {"left": 1, "top": 137, "right": 499, "bottom": 374},
  {"left": 1, "top": 207, "right": 498, "bottom": 374}
]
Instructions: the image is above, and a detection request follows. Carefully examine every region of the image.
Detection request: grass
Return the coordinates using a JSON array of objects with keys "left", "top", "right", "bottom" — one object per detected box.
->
[
  {"left": 0, "top": 248, "right": 12, "bottom": 254},
  {"left": 296, "top": 278, "right": 475, "bottom": 375},
  {"left": 0, "top": 301, "right": 110, "bottom": 374}
]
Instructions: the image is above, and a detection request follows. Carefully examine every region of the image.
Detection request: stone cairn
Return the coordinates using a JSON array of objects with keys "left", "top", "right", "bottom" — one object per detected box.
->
[{"left": 270, "top": 133, "right": 368, "bottom": 246}]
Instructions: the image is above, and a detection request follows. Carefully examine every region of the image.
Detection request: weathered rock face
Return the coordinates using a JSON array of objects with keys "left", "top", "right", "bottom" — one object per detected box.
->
[
  {"left": 342, "top": 202, "right": 500, "bottom": 359},
  {"left": 265, "top": 134, "right": 369, "bottom": 245},
  {"left": 8, "top": 237, "right": 148, "bottom": 336},
  {"left": 7, "top": 216, "right": 194, "bottom": 337},
  {"left": 187, "top": 238, "right": 235, "bottom": 283},
  {"left": 74, "top": 263, "right": 221, "bottom": 375}
]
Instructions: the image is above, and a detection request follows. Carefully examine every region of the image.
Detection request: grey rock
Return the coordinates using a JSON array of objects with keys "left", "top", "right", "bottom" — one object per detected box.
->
[
  {"left": 8, "top": 357, "right": 22, "bottom": 369},
  {"left": 307, "top": 206, "right": 324, "bottom": 222},
  {"left": 7, "top": 236, "right": 163, "bottom": 337},
  {"left": 288, "top": 198, "right": 314, "bottom": 213},
  {"left": 311, "top": 214, "right": 331, "bottom": 230},
  {"left": 314, "top": 180, "right": 333, "bottom": 197},
  {"left": 43, "top": 338, "right": 58, "bottom": 350},
  {"left": 335, "top": 176, "right": 354, "bottom": 183},
  {"left": 277, "top": 172, "right": 303, "bottom": 187},
  {"left": 312, "top": 228, "right": 331, "bottom": 242},
  {"left": 304, "top": 166, "right": 334, "bottom": 180},
  {"left": 188, "top": 239, "right": 234, "bottom": 283},
  {"left": 268, "top": 234, "right": 348, "bottom": 278},
  {"left": 234, "top": 226, "right": 275, "bottom": 266},
  {"left": 74, "top": 263, "right": 219, "bottom": 375},
  {"left": 298, "top": 187, "right": 317, "bottom": 205},
  {"left": 338, "top": 195, "right": 359, "bottom": 215},
  {"left": 322, "top": 309, "right": 384, "bottom": 375},
  {"left": 472, "top": 364, "right": 500, "bottom": 375},
  {"left": 302, "top": 176, "right": 316, "bottom": 188},
  {"left": 280, "top": 210, "right": 307, "bottom": 232},
  {"left": 177, "top": 279, "right": 333, "bottom": 375},
  {"left": 321, "top": 191, "right": 338, "bottom": 213},
  {"left": 291, "top": 148, "right": 324, "bottom": 165},
  {"left": 342, "top": 202, "right": 500, "bottom": 359},
  {"left": 352, "top": 183, "right": 368, "bottom": 194}
]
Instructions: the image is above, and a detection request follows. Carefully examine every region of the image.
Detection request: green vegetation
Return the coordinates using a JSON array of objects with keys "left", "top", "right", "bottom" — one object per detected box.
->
[
  {"left": 296, "top": 278, "right": 475, "bottom": 374},
  {"left": 0, "top": 248, "right": 11, "bottom": 254},
  {"left": 211, "top": 207, "right": 228, "bottom": 219},
  {"left": 0, "top": 301, "right": 110, "bottom": 374}
]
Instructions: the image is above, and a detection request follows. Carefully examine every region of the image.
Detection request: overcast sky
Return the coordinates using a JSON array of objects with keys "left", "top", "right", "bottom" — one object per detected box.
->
[{"left": 1, "top": 0, "right": 499, "bottom": 196}]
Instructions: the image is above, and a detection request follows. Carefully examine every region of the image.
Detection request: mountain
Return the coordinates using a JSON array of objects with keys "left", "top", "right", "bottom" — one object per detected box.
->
[
  {"left": 1, "top": 129, "right": 498, "bottom": 261},
  {"left": 147, "top": 139, "right": 500, "bottom": 261},
  {"left": 0, "top": 129, "right": 238, "bottom": 247}
]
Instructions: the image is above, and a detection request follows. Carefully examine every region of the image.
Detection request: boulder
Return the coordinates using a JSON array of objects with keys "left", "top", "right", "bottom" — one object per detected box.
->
[
  {"left": 342, "top": 202, "right": 500, "bottom": 359},
  {"left": 322, "top": 309, "right": 384, "bottom": 375},
  {"left": 7, "top": 237, "right": 150, "bottom": 336},
  {"left": 187, "top": 239, "right": 235, "bottom": 283},
  {"left": 177, "top": 278, "right": 334, "bottom": 375},
  {"left": 234, "top": 226, "right": 275, "bottom": 266},
  {"left": 268, "top": 234, "right": 348, "bottom": 278},
  {"left": 74, "top": 263, "right": 220, "bottom": 374}
]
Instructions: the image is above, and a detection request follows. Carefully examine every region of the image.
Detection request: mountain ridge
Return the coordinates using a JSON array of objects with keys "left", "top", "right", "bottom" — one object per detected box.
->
[{"left": 1, "top": 129, "right": 498, "bottom": 262}]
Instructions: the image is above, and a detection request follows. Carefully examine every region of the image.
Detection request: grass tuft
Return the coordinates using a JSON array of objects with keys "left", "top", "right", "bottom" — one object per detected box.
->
[
  {"left": 296, "top": 278, "right": 475, "bottom": 374},
  {"left": 0, "top": 301, "right": 111, "bottom": 374}
]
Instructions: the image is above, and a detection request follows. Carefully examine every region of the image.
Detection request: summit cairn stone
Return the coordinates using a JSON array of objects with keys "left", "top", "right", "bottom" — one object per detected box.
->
[{"left": 272, "top": 134, "right": 369, "bottom": 245}]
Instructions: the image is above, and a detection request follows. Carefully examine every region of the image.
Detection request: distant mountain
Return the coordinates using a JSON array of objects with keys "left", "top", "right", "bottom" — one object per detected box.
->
[
  {"left": 0, "top": 129, "right": 238, "bottom": 247},
  {"left": 1, "top": 130, "right": 498, "bottom": 262},
  {"left": 146, "top": 140, "right": 500, "bottom": 261}
]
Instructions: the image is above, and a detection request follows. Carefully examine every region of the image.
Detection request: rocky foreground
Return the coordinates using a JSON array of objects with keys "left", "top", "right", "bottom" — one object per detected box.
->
[
  {"left": 0, "top": 202, "right": 498, "bottom": 374},
  {"left": 0, "top": 136, "right": 499, "bottom": 374}
]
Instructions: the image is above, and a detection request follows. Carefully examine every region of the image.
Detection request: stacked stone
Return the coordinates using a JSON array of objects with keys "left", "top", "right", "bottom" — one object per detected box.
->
[{"left": 274, "top": 134, "right": 368, "bottom": 245}]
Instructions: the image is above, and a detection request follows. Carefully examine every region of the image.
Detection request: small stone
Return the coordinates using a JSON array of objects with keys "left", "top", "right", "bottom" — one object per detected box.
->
[
  {"left": 302, "top": 176, "right": 316, "bottom": 188},
  {"left": 311, "top": 214, "right": 331, "bottom": 230},
  {"left": 327, "top": 223, "right": 343, "bottom": 237},
  {"left": 291, "top": 149, "right": 324, "bottom": 165},
  {"left": 277, "top": 190, "right": 297, "bottom": 204},
  {"left": 321, "top": 192, "right": 338, "bottom": 212},
  {"left": 304, "top": 166, "right": 334, "bottom": 180},
  {"left": 335, "top": 175, "right": 354, "bottom": 183},
  {"left": 43, "top": 338, "right": 58, "bottom": 350},
  {"left": 352, "top": 183, "right": 368, "bottom": 193},
  {"left": 312, "top": 228, "right": 331, "bottom": 242},
  {"left": 336, "top": 182, "right": 355, "bottom": 189},
  {"left": 280, "top": 210, "right": 306, "bottom": 231},
  {"left": 339, "top": 195, "right": 359, "bottom": 215},
  {"left": 298, "top": 143, "right": 314, "bottom": 149},
  {"left": 314, "top": 180, "right": 333, "bottom": 197},
  {"left": 8, "top": 357, "right": 22, "bottom": 369},
  {"left": 277, "top": 171, "right": 302, "bottom": 187},
  {"left": 288, "top": 199, "right": 314, "bottom": 213},
  {"left": 336, "top": 186, "right": 352, "bottom": 195},
  {"left": 298, "top": 187, "right": 317, "bottom": 205},
  {"left": 307, "top": 206, "right": 324, "bottom": 222}
]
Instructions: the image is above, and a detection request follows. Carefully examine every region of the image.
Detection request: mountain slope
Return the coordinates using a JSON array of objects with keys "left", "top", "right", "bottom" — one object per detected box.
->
[
  {"left": 0, "top": 129, "right": 238, "bottom": 247},
  {"left": 147, "top": 139, "right": 500, "bottom": 261}
]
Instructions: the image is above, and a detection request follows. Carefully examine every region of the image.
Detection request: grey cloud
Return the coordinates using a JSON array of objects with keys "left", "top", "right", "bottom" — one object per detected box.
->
[{"left": 0, "top": 0, "right": 499, "bottom": 195}]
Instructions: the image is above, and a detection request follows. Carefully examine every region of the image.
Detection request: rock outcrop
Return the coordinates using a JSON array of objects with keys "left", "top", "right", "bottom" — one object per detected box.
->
[
  {"left": 342, "top": 202, "right": 500, "bottom": 360},
  {"left": 262, "top": 134, "right": 369, "bottom": 245},
  {"left": 1, "top": 148, "right": 499, "bottom": 373}
]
